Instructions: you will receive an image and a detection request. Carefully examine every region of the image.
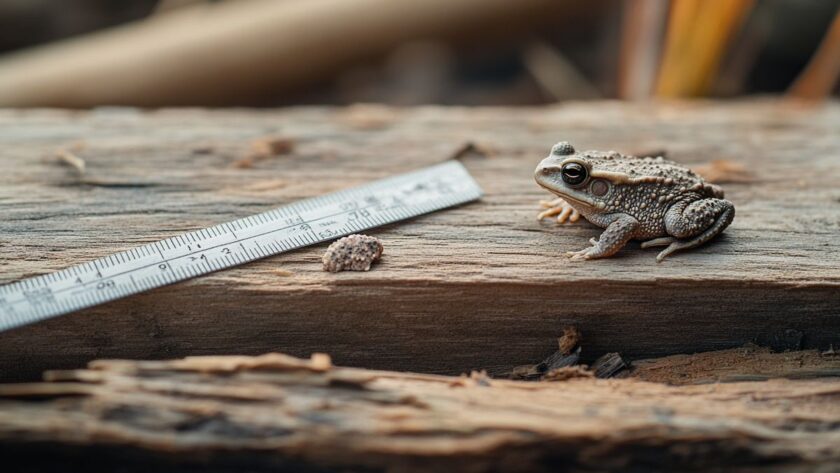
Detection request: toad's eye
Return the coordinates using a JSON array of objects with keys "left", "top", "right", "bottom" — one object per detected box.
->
[{"left": 561, "top": 162, "right": 587, "bottom": 186}]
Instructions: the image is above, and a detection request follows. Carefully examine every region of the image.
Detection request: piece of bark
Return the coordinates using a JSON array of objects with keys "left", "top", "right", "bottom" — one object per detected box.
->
[
  {"left": 591, "top": 352, "right": 627, "bottom": 379},
  {"left": 509, "top": 332, "right": 582, "bottom": 381},
  {"left": 557, "top": 326, "right": 582, "bottom": 355},
  {"left": 540, "top": 346, "right": 581, "bottom": 373},
  {"left": 1, "top": 102, "right": 840, "bottom": 381},
  {"left": 0, "top": 351, "right": 839, "bottom": 472}
]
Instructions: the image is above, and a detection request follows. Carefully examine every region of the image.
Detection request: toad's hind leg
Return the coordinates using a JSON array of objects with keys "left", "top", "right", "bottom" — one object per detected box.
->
[
  {"left": 640, "top": 237, "right": 675, "bottom": 248},
  {"left": 657, "top": 198, "right": 735, "bottom": 262}
]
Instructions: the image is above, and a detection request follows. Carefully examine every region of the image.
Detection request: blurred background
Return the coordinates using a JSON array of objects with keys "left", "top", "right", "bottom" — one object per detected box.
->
[{"left": 0, "top": 0, "right": 837, "bottom": 108}]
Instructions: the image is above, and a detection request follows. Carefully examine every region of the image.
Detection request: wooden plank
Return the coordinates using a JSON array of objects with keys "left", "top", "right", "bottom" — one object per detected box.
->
[
  {"left": 1, "top": 102, "right": 839, "bottom": 381},
  {"left": 0, "top": 351, "right": 838, "bottom": 472}
]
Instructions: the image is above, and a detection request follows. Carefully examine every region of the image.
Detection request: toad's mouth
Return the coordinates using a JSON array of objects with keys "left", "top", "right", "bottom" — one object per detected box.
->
[{"left": 537, "top": 181, "right": 597, "bottom": 208}]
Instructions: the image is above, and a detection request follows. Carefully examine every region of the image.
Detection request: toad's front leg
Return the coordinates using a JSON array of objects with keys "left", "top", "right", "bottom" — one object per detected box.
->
[
  {"left": 567, "top": 215, "right": 639, "bottom": 260},
  {"left": 537, "top": 197, "right": 581, "bottom": 224}
]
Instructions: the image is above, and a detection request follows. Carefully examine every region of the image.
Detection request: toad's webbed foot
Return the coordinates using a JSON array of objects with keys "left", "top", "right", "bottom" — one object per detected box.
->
[
  {"left": 658, "top": 198, "right": 735, "bottom": 262},
  {"left": 537, "top": 197, "right": 580, "bottom": 224},
  {"left": 566, "top": 215, "right": 639, "bottom": 261}
]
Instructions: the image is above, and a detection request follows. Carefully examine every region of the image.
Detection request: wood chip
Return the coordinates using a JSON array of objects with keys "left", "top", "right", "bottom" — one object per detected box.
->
[
  {"left": 692, "top": 159, "right": 755, "bottom": 183},
  {"left": 55, "top": 144, "right": 86, "bottom": 174},
  {"left": 557, "top": 326, "right": 581, "bottom": 355},
  {"left": 233, "top": 136, "right": 295, "bottom": 168},
  {"left": 541, "top": 346, "right": 580, "bottom": 372},
  {"left": 309, "top": 353, "right": 332, "bottom": 371},
  {"left": 251, "top": 136, "right": 295, "bottom": 156},
  {"left": 509, "top": 328, "right": 583, "bottom": 381},
  {"left": 451, "top": 141, "right": 494, "bottom": 161},
  {"left": 590, "top": 352, "right": 627, "bottom": 379}
]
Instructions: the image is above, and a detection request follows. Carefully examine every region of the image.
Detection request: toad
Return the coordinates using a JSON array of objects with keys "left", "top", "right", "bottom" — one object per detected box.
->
[{"left": 535, "top": 142, "right": 734, "bottom": 262}]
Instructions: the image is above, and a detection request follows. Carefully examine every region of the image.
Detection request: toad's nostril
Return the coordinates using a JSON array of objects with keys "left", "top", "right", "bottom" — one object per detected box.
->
[{"left": 542, "top": 167, "right": 551, "bottom": 174}]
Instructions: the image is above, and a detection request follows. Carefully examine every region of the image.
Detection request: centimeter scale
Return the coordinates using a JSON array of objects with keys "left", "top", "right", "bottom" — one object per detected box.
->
[{"left": 0, "top": 161, "right": 483, "bottom": 333}]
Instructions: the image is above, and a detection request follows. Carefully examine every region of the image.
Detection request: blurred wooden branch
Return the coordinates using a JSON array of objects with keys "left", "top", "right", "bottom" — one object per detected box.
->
[
  {"left": 0, "top": 0, "right": 570, "bottom": 107},
  {"left": 656, "top": 0, "right": 754, "bottom": 98},
  {"left": 0, "top": 351, "right": 839, "bottom": 472},
  {"left": 153, "top": 0, "right": 208, "bottom": 15},
  {"left": 522, "top": 40, "right": 601, "bottom": 101},
  {"left": 618, "top": 0, "right": 668, "bottom": 100},
  {"left": 788, "top": 9, "right": 840, "bottom": 102}
]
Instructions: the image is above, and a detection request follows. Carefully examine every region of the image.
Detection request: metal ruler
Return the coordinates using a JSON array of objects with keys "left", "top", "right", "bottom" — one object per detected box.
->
[{"left": 0, "top": 161, "right": 482, "bottom": 333}]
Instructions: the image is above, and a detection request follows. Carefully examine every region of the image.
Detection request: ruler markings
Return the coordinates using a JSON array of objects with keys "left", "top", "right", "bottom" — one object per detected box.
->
[{"left": 0, "top": 161, "right": 482, "bottom": 332}]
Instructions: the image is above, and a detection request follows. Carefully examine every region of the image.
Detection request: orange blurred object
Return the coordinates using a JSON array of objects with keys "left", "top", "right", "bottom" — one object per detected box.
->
[
  {"left": 656, "top": 0, "right": 754, "bottom": 98},
  {"left": 788, "top": 10, "right": 840, "bottom": 101}
]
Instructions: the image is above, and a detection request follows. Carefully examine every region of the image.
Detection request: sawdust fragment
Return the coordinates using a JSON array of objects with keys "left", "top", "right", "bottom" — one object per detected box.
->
[
  {"left": 322, "top": 234, "right": 383, "bottom": 272},
  {"left": 253, "top": 136, "right": 295, "bottom": 156},
  {"left": 450, "top": 370, "right": 492, "bottom": 388},
  {"left": 55, "top": 143, "right": 87, "bottom": 174},
  {"left": 692, "top": 160, "right": 754, "bottom": 183},
  {"left": 233, "top": 136, "right": 295, "bottom": 168},
  {"left": 542, "top": 366, "right": 594, "bottom": 382},
  {"left": 309, "top": 353, "right": 332, "bottom": 371},
  {"left": 451, "top": 141, "right": 494, "bottom": 161},
  {"left": 469, "top": 370, "right": 492, "bottom": 387},
  {"left": 339, "top": 104, "right": 397, "bottom": 130},
  {"left": 272, "top": 269, "right": 294, "bottom": 277}
]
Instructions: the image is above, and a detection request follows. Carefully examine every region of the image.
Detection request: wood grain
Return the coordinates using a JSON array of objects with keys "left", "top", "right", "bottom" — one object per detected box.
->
[
  {"left": 0, "top": 351, "right": 838, "bottom": 472},
  {"left": 1, "top": 102, "right": 839, "bottom": 381}
]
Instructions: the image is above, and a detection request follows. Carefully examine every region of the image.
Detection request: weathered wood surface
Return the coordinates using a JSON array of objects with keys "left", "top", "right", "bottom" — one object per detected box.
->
[
  {"left": 1, "top": 102, "right": 839, "bottom": 380},
  {"left": 629, "top": 344, "right": 840, "bottom": 384},
  {"left": 1, "top": 351, "right": 839, "bottom": 472}
]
